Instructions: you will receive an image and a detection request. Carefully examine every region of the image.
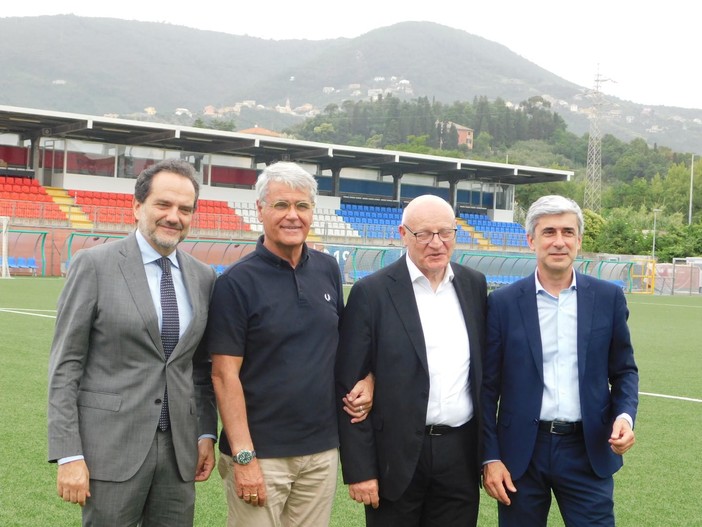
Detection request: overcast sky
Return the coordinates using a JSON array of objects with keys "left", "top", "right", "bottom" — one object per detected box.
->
[{"left": 4, "top": 1, "right": 701, "bottom": 110}]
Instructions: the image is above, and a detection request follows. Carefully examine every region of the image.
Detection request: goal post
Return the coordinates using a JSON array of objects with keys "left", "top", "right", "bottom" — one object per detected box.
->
[{"left": 0, "top": 216, "right": 10, "bottom": 279}]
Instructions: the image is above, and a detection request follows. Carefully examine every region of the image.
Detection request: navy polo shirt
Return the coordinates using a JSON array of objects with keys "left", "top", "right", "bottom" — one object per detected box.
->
[{"left": 205, "top": 236, "right": 344, "bottom": 458}]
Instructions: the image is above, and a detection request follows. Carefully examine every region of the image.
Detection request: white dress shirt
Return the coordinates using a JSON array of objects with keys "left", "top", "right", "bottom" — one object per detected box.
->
[{"left": 406, "top": 257, "right": 473, "bottom": 427}]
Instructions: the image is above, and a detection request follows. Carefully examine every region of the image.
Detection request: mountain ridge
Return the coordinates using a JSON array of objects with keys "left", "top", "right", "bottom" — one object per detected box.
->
[{"left": 1, "top": 15, "right": 700, "bottom": 152}]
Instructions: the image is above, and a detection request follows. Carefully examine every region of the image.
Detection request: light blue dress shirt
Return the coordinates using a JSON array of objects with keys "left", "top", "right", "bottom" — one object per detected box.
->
[{"left": 535, "top": 272, "right": 581, "bottom": 421}]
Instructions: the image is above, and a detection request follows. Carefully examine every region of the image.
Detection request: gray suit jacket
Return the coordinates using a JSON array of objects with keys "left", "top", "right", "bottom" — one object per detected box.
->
[{"left": 48, "top": 233, "right": 217, "bottom": 482}]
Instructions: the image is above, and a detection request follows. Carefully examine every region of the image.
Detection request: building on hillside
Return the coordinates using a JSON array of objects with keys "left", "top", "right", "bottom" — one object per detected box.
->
[
  {"left": 452, "top": 122, "right": 474, "bottom": 149},
  {"left": 238, "top": 126, "right": 284, "bottom": 138}
]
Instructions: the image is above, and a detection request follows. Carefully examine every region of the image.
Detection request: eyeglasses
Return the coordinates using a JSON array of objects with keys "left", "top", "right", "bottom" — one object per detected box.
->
[
  {"left": 403, "top": 225, "right": 457, "bottom": 244},
  {"left": 266, "top": 200, "right": 314, "bottom": 212}
]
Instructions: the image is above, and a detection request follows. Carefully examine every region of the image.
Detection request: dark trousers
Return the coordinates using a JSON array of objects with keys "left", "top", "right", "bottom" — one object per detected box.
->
[
  {"left": 366, "top": 418, "right": 480, "bottom": 527},
  {"left": 83, "top": 429, "right": 195, "bottom": 527},
  {"left": 498, "top": 429, "right": 614, "bottom": 527}
]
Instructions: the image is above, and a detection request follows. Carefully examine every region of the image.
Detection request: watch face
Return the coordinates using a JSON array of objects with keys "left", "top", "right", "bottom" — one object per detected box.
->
[{"left": 236, "top": 450, "right": 254, "bottom": 464}]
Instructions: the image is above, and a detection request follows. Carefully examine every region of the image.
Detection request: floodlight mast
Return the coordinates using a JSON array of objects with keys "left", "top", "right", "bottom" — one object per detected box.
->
[{"left": 689, "top": 154, "right": 695, "bottom": 226}]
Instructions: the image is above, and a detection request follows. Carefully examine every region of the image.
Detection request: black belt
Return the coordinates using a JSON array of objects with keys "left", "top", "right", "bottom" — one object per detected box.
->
[
  {"left": 538, "top": 420, "right": 582, "bottom": 435},
  {"left": 425, "top": 424, "right": 462, "bottom": 436}
]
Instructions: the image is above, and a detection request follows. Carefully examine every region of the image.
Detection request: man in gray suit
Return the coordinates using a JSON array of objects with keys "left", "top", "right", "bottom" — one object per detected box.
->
[{"left": 48, "top": 159, "right": 217, "bottom": 526}]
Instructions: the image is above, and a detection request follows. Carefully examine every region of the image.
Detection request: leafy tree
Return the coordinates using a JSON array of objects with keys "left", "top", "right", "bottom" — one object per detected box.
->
[
  {"left": 582, "top": 209, "right": 605, "bottom": 252},
  {"left": 551, "top": 129, "right": 587, "bottom": 166},
  {"left": 603, "top": 178, "right": 651, "bottom": 210},
  {"left": 313, "top": 122, "right": 336, "bottom": 142},
  {"left": 654, "top": 223, "right": 695, "bottom": 262},
  {"left": 365, "top": 134, "right": 383, "bottom": 148},
  {"left": 387, "top": 135, "right": 433, "bottom": 155},
  {"left": 593, "top": 208, "right": 647, "bottom": 255},
  {"left": 515, "top": 180, "right": 583, "bottom": 212},
  {"left": 443, "top": 123, "right": 459, "bottom": 150},
  {"left": 662, "top": 163, "right": 700, "bottom": 217},
  {"left": 473, "top": 131, "right": 493, "bottom": 157},
  {"left": 192, "top": 117, "right": 236, "bottom": 131}
]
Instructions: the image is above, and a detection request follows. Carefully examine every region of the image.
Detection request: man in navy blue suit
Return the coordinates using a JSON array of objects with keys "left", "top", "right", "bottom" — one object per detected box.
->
[{"left": 481, "top": 195, "right": 639, "bottom": 527}]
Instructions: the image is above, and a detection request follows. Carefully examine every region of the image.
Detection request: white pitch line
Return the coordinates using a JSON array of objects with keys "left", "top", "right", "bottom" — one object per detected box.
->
[
  {"left": 0, "top": 308, "right": 56, "bottom": 312},
  {"left": 0, "top": 308, "right": 56, "bottom": 319},
  {"left": 640, "top": 391, "right": 702, "bottom": 403},
  {"left": 1, "top": 308, "right": 699, "bottom": 401}
]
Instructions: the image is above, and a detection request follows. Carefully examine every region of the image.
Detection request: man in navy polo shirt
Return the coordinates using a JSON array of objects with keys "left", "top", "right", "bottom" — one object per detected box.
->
[{"left": 205, "top": 161, "right": 373, "bottom": 527}]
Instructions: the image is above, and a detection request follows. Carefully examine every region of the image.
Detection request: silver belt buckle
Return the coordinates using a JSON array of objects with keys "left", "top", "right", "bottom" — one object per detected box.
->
[
  {"left": 427, "top": 425, "right": 442, "bottom": 436},
  {"left": 550, "top": 420, "right": 567, "bottom": 435}
]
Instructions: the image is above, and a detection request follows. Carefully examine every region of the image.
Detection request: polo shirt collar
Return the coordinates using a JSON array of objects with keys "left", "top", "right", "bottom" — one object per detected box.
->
[{"left": 256, "top": 235, "right": 310, "bottom": 268}]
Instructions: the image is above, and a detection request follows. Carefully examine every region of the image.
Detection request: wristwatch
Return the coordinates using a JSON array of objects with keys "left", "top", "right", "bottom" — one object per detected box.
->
[{"left": 233, "top": 449, "right": 256, "bottom": 465}]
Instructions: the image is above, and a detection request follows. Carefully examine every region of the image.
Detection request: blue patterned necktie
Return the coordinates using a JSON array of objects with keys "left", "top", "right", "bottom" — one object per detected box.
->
[{"left": 156, "top": 256, "right": 179, "bottom": 431}]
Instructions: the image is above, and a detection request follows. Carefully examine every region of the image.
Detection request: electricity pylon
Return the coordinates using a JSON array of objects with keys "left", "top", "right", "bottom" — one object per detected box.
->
[{"left": 584, "top": 72, "right": 611, "bottom": 213}]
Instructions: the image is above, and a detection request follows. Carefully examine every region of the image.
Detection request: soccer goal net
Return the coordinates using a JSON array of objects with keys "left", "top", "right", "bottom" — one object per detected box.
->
[{"left": 1, "top": 216, "right": 10, "bottom": 279}]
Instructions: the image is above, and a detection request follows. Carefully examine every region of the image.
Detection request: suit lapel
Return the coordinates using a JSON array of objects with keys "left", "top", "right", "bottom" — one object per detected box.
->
[
  {"left": 171, "top": 250, "right": 199, "bottom": 359},
  {"left": 451, "top": 263, "right": 479, "bottom": 352},
  {"left": 575, "top": 272, "right": 595, "bottom": 380},
  {"left": 118, "top": 234, "right": 163, "bottom": 355},
  {"left": 451, "top": 263, "right": 482, "bottom": 399},
  {"left": 386, "top": 258, "right": 429, "bottom": 374},
  {"left": 517, "top": 275, "right": 545, "bottom": 382}
]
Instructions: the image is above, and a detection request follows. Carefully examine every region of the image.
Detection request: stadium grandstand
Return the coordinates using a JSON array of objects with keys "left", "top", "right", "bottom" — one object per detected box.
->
[{"left": 0, "top": 105, "right": 578, "bottom": 283}]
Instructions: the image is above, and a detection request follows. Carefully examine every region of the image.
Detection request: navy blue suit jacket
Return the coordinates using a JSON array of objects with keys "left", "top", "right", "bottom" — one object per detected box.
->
[
  {"left": 336, "top": 256, "right": 487, "bottom": 501},
  {"left": 481, "top": 271, "right": 638, "bottom": 480}
]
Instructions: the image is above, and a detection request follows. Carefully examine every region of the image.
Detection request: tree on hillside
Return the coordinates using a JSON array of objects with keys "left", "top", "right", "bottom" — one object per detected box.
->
[
  {"left": 603, "top": 178, "right": 652, "bottom": 211},
  {"left": 582, "top": 208, "right": 605, "bottom": 253},
  {"left": 593, "top": 207, "right": 649, "bottom": 255},
  {"left": 193, "top": 117, "right": 236, "bottom": 131}
]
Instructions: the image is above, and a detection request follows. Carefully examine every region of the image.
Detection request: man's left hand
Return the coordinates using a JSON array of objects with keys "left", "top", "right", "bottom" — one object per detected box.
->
[
  {"left": 609, "top": 417, "right": 635, "bottom": 455},
  {"left": 349, "top": 479, "right": 380, "bottom": 509}
]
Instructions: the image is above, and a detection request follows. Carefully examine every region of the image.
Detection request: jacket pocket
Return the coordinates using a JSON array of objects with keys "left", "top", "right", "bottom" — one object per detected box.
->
[{"left": 77, "top": 390, "right": 122, "bottom": 412}]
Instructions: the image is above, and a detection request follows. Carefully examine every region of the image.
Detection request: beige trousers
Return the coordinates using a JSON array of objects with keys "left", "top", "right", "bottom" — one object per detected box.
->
[{"left": 218, "top": 448, "right": 338, "bottom": 527}]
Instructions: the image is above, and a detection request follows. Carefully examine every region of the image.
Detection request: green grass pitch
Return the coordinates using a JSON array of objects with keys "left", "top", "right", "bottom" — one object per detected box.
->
[{"left": 1, "top": 278, "right": 700, "bottom": 526}]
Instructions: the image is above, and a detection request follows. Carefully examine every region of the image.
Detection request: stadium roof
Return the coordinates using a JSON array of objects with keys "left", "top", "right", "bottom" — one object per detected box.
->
[{"left": 0, "top": 105, "right": 573, "bottom": 185}]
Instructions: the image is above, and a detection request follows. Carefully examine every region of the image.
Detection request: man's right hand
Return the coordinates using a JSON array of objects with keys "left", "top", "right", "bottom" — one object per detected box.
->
[
  {"left": 57, "top": 459, "right": 90, "bottom": 506},
  {"left": 482, "top": 461, "right": 516, "bottom": 505},
  {"left": 349, "top": 479, "right": 380, "bottom": 509}
]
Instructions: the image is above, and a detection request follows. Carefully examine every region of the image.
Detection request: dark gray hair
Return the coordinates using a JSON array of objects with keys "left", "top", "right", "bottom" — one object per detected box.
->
[
  {"left": 134, "top": 159, "right": 200, "bottom": 209},
  {"left": 255, "top": 161, "right": 317, "bottom": 204},
  {"left": 525, "top": 195, "right": 584, "bottom": 237}
]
